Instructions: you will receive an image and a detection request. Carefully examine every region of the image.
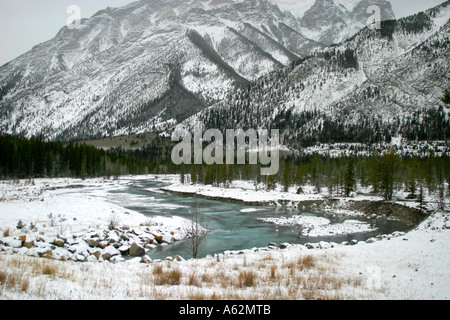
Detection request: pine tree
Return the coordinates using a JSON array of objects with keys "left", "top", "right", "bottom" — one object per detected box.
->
[
  {"left": 378, "top": 148, "right": 400, "bottom": 201},
  {"left": 344, "top": 155, "right": 356, "bottom": 197},
  {"left": 417, "top": 185, "right": 425, "bottom": 210},
  {"left": 441, "top": 89, "right": 450, "bottom": 105}
]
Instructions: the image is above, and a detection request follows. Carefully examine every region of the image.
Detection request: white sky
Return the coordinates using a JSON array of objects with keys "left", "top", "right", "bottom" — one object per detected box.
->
[{"left": 0, "top": 0, "right": 447, "bottom": 66}]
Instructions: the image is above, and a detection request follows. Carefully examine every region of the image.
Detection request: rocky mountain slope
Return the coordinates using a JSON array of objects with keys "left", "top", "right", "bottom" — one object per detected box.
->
[
  {"left": 178, "top": 1, "right": 450, "bottom": 149},
  {"left": 0, "top": 0, "right": 396, "bottom": 140}
]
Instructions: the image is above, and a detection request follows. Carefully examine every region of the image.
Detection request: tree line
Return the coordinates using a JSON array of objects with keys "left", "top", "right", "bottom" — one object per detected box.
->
[
  {"left": 177, "top": 148, "right": 449, "bottom": 207},
  {"left": 1, "top": 135, "right": 448, "bottom": 209},
  {"left": 0, "top": 135, "right": 154, "bottom": 179}
]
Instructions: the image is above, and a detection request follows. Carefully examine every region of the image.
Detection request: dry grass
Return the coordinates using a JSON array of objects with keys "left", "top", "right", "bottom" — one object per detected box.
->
[
  {"left": 238, "top": 270, "right": 257, "bottom": 288},
  {"left": 0, "top": 249, "right": 367, "bottom": 300},
  {"left": 153, "top": 266, "right": 182, "bottom": 286}
]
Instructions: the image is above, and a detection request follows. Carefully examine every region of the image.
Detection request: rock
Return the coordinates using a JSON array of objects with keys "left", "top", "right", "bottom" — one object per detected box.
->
[
  {"left": 108, "top": 230, "right": 121, "bottom": 243},
  {"left": 392, "top": 231, "right": 406, "bottom": 238},
  {"left": 319, "top": 241, "right": 331, "bottom": 249},
  {"left": 161, "top": 234, "right": 175, "bottom": 244},
  {"left": 52, "top": 238, "right": 65, "bottom": 247},
  {"left": 139, "top": 233, "right": 155, "bottom": 244},
  {"left": 279, "top": 243, "right": 288, "bottom": 249},
  {"left": 152, "top": 233, "right": 163, "bottom": 244},
  {"left": 350, "top": 239, "right": 359, "bottom": 245},
  {"left": 110, "top": 255, "right": 125, "bottom": 263},
  {"left": 366, "top": 237, "right": 377, "bottom": 243},
  {"left": 23, "top": 240, "right": 35, "bottom": 249},
  {"left": 39, "top": 249, "right": 53, "bottom": 258},
  {"left": 86, "top": 231, "right": 99, "bottom": 239},
  {"left": 86, "top": 255, "right": 98, "bottom": 262},
  {"left": 101, "top": 246, "right": 121, "bottom": 261},
  {"left": 98, "top": 241, "right": 109, "bottom": 249},
  {"left": 90, "top": 250, "right": 102, "bottom": 259},
  {"left": 19, "top": 235, "right": 27, "bottom": 243},
  {"left": 85, "top": 238, "right": 99, "bottom": 247},
  {"left": 2, "top": 237, "right": 22, "bottom": 248},
  {"left": 65, "top": 236, "right": 76, "bottom": 245},
  {"left": 129, "top": 242, "right": 145, "bottom": 257},
  {"left": 174, "top": 255, "right": 185, "bottom": 262},
  {"left": 141, "top": 255, "right": 152, "bottom": 264},
  {"left": 75, "top": 254, "right": 86, "bottom": 262},
  {"left": 118, "top": 244, "right": 131, "bottom": 256},
  {"left": 132, "top": 228, "right": 143, "bottom": 236}
]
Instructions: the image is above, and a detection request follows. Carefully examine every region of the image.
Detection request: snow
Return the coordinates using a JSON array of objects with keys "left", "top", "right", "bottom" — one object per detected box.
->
[{"left": 0, "top": 175, "right": 449, "bottom": 300}]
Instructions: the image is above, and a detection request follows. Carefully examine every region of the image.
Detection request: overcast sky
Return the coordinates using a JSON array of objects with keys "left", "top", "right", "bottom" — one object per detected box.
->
[{"left": 0, "top": 0, "right": 447, "bottom": 66}]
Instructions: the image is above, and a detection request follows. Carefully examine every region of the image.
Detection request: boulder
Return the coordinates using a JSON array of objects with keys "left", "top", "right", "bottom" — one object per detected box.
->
[
  {"left": 23, "top": 240, "right": 35, "bottom": 249},
  {"left": 141, "top": 255, "right": 152, "bottom": 264},
  {"left": 366, "top": 237, "right": 377, "bottom": 243},
  {"left": 152, "top": 233, "right": 163, "bottom": 244},
  {"left": 98, "top": 240, "right": 109, "bottom": 249},
  {"left": 52, "top": 238, "right": 65, "bottom": 248},
  {"left": 86, "top": 255, "right": 98, "bottom": 262},
  {"left": 161, "top": 234, "right": 175, "bottom": 244},
  {"left": 2, "top": 237, "right": 22, "bottom": 248},
  {"left": 101, "top": 246, "right": 121, "bottom": 261},
  {"left": 85, "top": 238, "right": 99, "bottom": 248},
  {"left": 129, "top": 242, "right": 145, "bottom": 257},
  {"left": 118, "top": 244, "right": 131, "bottom": 256},
  {"left": 110, "top": 255, "right": 125, "bottom": 263},
  {"left": 319, "top": 241, "right": 331, "bottom": 249},
  {"left": 90, "top": 250, "right": 102, "bottom": 259}
]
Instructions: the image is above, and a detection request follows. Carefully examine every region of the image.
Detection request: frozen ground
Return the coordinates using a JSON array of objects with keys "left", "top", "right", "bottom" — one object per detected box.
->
[{"left": 0, "top": 175, "right": 449, "bottom": 300}]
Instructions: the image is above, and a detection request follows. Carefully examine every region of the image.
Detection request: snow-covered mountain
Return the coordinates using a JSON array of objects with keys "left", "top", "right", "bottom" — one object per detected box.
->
[
  {"left": 178, "top": 1, "right": 450, "bottom": 149},
  {"left": 298, "top": 0, "right": 395, "bottom": 45},
  {"left": 0, "top": 0, "right": 397, "bottom": 140}
]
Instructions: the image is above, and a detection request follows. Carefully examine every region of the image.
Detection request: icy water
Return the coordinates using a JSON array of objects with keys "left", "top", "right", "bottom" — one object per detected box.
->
[{"left": 106, "top": 179, "right": 411, "bottom": 259}]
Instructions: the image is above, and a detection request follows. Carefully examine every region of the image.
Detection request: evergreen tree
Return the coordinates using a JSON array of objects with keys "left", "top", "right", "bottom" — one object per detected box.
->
[
  {"left": 344, "top": 155, "right": 356, "bottom": 197},
  {"left": 441, "top": 89, "right": 450, "bottom": 105},
  {"left": 378, "top": 148, "right": 400, "bottom": 201}
]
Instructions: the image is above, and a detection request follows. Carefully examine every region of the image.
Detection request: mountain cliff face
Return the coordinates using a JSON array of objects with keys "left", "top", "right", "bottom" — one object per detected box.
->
[
  {"left": 299, "top": 0, "right": 395, "bottom": 45},
  {"left": 0, "top": 0, "right": 398, "bottom": 140},
  {"left": 178, "top": 1, "right": 450, "bottom": 149}
]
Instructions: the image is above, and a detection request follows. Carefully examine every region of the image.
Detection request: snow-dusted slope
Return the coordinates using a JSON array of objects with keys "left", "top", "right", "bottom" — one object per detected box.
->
[
  {"left": 180, "top": 1, "right": 450, "bottom": 148},
  {"left": 0, "top": 0, "right": 324, "bottom": 140},
  {"left": 272, "top": 0, "right": 395, "bottom": 45},
  {"left": 0, "top": 0, "right": 398, "bottom": 140}
]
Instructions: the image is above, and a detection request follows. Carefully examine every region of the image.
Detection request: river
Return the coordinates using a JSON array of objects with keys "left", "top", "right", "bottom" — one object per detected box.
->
[{"left": 102, "top": 178, "right": 410, "bottom": 259}]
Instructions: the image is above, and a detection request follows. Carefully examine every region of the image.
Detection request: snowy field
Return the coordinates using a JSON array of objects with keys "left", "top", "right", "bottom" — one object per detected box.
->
[{"left": 0, "top": 175, "right": 449, "bottom": 300}]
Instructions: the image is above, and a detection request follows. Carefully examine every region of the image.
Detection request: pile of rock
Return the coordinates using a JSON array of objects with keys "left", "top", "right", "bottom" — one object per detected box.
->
[{"left": 0, "top": 226, "right": 185, "bottom": 263}]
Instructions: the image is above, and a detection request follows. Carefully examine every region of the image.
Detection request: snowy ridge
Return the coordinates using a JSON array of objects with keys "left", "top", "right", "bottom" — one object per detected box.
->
[
  {"left": 179, "top": 2, "right": 450, "bottom": 149},
  {"left": 0, "top": 0, "right": 398, "bottom": 140}
]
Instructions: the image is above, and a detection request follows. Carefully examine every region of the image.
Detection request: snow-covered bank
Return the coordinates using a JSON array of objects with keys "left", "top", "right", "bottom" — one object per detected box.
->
[
  {"left": 0, "top": 209, "right": 449, "bottom": 300},
  {"left": 0, "top": 177, "right": 192, "bottom": 263},
  {"left": 162, "top": 179, "right": 431, "bottom": 227},
  {"left": 0, "top": 175, "right": 449, "bottom": 300}
]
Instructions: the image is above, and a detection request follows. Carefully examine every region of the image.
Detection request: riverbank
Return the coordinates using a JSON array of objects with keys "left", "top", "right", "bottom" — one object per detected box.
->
[
  {"left": 161, "top": 179, "right": 432, "bottom": 227},
  {"left": 0, "top": 176, "right": 193, "bottom": 263},
  {"left": 0, "top": 175, "right": 449, "bottom": 300}
]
